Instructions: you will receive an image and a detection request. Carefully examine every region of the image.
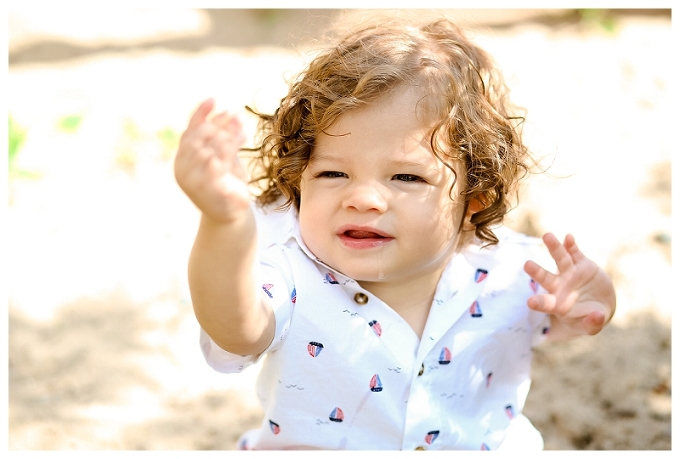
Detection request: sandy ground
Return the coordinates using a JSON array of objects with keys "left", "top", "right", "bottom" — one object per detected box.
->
[{"left": 6, "top": 9, "right": 673, "bottom": 450}]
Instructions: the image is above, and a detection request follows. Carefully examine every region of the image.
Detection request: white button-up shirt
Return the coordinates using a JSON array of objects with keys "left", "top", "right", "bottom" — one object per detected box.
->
[{"left": 200, "top": 205, "right": 552, "bottom": 450}]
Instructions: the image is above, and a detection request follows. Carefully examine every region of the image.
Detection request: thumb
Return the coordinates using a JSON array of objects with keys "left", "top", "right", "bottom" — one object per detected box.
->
[{"left": 581, "top": 311, "right": 606, "bottom": 335}]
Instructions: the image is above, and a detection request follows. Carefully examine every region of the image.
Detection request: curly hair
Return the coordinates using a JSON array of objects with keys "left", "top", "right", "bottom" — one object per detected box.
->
[{"left": 247, "top": 15, "right": 531, "bottom": 246}]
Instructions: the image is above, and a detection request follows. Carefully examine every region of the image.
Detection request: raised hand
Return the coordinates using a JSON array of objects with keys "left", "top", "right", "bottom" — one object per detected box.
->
[
  {"left": 174, "top": 98, "right": 250, "bottom": 223},
  {"left": 523, "top": 233, "right": 616, "bottom": 341}
]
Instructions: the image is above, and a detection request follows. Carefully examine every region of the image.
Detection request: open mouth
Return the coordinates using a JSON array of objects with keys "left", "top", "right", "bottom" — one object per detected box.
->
[
  {"left": 337, "top": 226, "right": 394, "bottom": 249},
  {"left": 343, "top": 230, "right": 387, "bottom": 239}
]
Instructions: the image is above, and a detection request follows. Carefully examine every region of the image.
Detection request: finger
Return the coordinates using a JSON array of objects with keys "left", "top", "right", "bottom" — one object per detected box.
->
[
  {"left": 527, "top": 293, "right": 557, "bottom": 314},
  {"left": 543, "top": 232, "right": 574, "bottom": 274},
  {"left": 187, "top": 98, "right": 215, "bottom": 130},
  {"left": 524, "top": 260, "right": 559, "bottom": 293},
  {"left": 564, "top": 234, "right": 587, "bottom": 264},
  {"left": 207, "top": 112, "right": 244, "bottom": 143},
  {"left": 211, "top": 111, "right": 239, "bottom": 128},
  {"left": 207, "top": 126, "right": 246, "bottom": 161},
  {"left": 178, "top": 122, "right": 219, "bottom": 158},
  {"left": 581, "top": 310, "right": 606, "bottom": 335},
  {"left": 210, "top": 111, "right": 231, "bottom": 128},
  {"left": 220, "top": 114, "right": 244, "bottom": 137}
]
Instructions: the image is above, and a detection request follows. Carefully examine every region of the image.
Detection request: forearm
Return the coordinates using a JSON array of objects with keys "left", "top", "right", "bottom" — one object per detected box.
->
[{"left": 188, "top": 210, "right": 275, "bottom": 356}]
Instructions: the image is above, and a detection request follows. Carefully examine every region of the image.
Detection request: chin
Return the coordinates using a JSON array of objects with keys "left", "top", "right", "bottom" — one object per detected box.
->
[{"left": 333, "top": 264, "right": 385, "bottom": 282}]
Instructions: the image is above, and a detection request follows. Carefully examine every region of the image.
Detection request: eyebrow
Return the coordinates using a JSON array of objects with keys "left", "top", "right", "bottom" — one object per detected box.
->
[
  {"left": 307, "top": 153, "right": 346, "bottom": 164},
  {"left": 390, "top": 159, "right": 431, "bottom": 169},
  {"left": 309, "top": 154, "right": 433, "bottom": 172}
]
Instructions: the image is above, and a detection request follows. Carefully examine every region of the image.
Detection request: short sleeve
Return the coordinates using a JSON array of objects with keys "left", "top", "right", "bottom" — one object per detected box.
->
[
  {"left": 517, "top": 232, "right": 555, "bottom": 347},
  {"left": 488, "top": 227, "right": 554, "bottom": 347},
  {"left": 529, "top": 306, "right": 552, "bottom": 347},
  {"left": 200, "top": 244, "right": 296, "bottom": 373},
  {"left": 200, "top": 328, "right": 255, "bottom": 373}
]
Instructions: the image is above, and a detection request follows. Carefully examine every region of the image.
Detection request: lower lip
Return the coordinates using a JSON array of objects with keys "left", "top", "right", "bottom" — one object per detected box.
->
[{"left": 338, "top": 234, "right": 394, "bottom": 249}]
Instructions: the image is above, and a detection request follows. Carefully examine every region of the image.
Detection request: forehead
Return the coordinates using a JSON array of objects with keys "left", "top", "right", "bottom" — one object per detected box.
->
[
  {"left": 312, "top": 87, "right": 458, "bottom": 167},
  {"left": 317, "top": 87, "right": 434, "bottom": 141}
]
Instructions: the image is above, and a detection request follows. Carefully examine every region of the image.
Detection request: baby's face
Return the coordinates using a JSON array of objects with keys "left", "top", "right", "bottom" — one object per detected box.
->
[{"left": 298, "top": 87, "right": 467, "bottom": 288}]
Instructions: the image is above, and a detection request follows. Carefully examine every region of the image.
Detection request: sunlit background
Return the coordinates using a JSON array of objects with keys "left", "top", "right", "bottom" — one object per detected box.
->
[{"left": 7, "top": 8, "right": 673, "bottom": 450}]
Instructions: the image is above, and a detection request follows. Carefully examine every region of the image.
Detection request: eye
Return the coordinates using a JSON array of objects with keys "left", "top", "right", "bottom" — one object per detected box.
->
[
  {"left": 392, "top": 174, "right": 425, "bottom": 183},
  {"left": 315, "top": 171, "right": 348, "bottom": 179}
]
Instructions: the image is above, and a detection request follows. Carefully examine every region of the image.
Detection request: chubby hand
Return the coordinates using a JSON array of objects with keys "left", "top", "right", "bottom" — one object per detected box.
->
[
  {"left": 174, "top": 98, "right": 250, "bottom": 223},
  {"left": 523, "top": 233, "right": 616, "bottom": 340}
]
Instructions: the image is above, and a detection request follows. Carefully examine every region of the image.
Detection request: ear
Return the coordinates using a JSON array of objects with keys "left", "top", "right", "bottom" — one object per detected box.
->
[
  {"left": 465, "top": 197, "right": 483, "bottom": 220},
  {"left": 460, "top": 197, "right": 483, "bottom": 234}
]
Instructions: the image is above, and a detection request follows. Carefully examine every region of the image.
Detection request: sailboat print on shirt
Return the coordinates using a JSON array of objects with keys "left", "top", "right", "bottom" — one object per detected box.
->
[
  {"left": 370, "top": 374, "right": 383, "bottom": 392},
  {"left": 325, "top": 273, "right": 339, "bottom": 284},
  {"left": 469, "top": 300, "right": 482, "bottom": 318},
  {"left": 262, "top": 283, "right": 274, "bottom": 298},
  {"left": 329, "top": 407, "right": 344, "bottom": 422},
  {"left": 368, "top": 320, "right": 382, "bottom": 336},
  {"left": 438, "top": 347, "right": 451, "bottom": 365},
  {"left": 425, "top": 430, "right": 439, "bottom": 445},
  {"left": 307, "top": 341, "right": 324, "bottom": 357},
  {"left": 529, "top": 279, "right": 539, "bottom": 294},
  {"left": 474, "top": 268, "right": 488, "bottom": 283},
  {"left": 505, "top": 404, "right": 515, "bottom": 419}
]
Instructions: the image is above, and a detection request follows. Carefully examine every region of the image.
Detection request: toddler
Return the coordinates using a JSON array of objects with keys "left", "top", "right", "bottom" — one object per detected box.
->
[{"left": 174, "top": 15, "right": 616, "bottom": 450}]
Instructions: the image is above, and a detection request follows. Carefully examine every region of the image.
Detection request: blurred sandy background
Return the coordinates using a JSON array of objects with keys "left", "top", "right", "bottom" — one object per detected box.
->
[{"left": 6, "top": 8, "right": 673, "bottom": 450}]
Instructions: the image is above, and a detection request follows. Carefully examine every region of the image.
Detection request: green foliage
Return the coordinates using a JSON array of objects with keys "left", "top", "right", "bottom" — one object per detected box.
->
[
  {"left": 577, "top": 9, "right": 618, "bottom": 33},
  {"left": 57, "top": 114, "right": 83, "bottom": 133},
  {"left": 254, "top": 9, "right": 285, "bottom": 26},
  {"left": 156, "top": 127, "right": 180, "bottom": 161},
  {"left": 8, "top": 115, "right": 26, "bottom": 166},
  {"left": 114, "top": 120, "right": 179, "bottom": 175},
  {"left": 123, "top": 118, "right": 142, "bottom": 140},
  {"left": 114, "top": 119, "right": 143, "bottom": 175},
  {"left": 8, "top": 115, "right": 40, "bottom": 180}
]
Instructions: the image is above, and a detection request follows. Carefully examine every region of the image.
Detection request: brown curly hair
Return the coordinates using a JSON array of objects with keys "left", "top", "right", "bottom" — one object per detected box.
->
[{"left": 246, "top": 15, "right": 530, "bottom": 246}]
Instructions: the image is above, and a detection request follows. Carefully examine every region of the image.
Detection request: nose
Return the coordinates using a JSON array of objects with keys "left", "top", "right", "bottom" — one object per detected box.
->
[{"left": 341, "top": 181, "right": 388, "bottom": 213}]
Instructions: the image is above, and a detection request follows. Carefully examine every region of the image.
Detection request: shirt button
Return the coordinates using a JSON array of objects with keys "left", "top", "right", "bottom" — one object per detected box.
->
[
  {"left": 353, "top": 292, "right": 369, "bottom": 305},
  {"left": 414, "top": 446, "right": 426, "bottom": 450},
  {"left": 418, "top": 363, "right": 424, "bottom": 376}
]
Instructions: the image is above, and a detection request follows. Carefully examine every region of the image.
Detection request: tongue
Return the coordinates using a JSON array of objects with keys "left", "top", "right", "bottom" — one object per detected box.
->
[{"left": 345, "top": 230, "right": 382, "bottom": 239}]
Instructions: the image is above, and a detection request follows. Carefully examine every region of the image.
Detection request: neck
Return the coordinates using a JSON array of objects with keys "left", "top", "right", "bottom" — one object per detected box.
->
[{"left": 359, "top": 269, "right": 444, "bottom": 339}]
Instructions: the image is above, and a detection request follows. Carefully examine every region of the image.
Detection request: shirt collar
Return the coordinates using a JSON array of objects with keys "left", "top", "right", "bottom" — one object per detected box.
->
[
  {"left": 254, "top": 200, "right": 338, "bottom": 271},
  {"left": 254, "top": 200, "right": 499, "bottom": 290}
]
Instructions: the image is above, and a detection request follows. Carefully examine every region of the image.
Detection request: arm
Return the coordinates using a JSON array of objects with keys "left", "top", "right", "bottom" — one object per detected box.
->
[
  {"left": 174, "top": 99, "right": 275, "bottom": 356},
  {"left": 523, "top": 233, "right": 616, "bottom": 342}
]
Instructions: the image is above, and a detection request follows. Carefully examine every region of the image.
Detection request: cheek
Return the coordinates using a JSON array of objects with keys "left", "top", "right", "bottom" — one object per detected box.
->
[
  {"left": 297, "top": 208, "right": 318, "bottom": 255},
  {"left": 419, "top": 199, "right": 464, "bottom": 251},
  {"left": 407, "top": 199, "right": 458, "bottom": 241},
  {"left": 438, "top": 202, "right": 462, "bottom": 239},
  {"left": 297, "top": 189, "right": 324, "bottom": 249},
  {"left": 298, "top": 201, "right": 314, "bottom": 236},
  {"left": 297, "top": 178, "right": 313, "bottom": 223}
]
